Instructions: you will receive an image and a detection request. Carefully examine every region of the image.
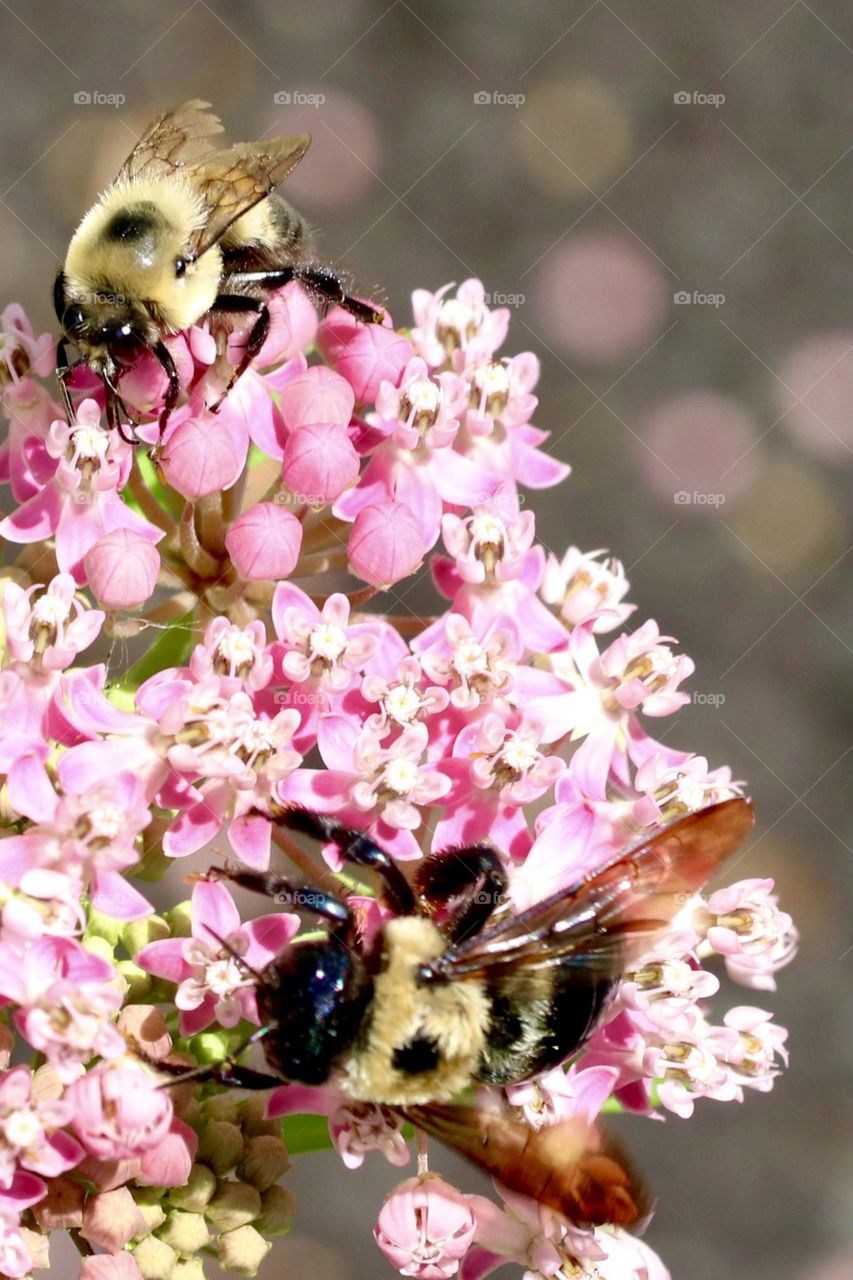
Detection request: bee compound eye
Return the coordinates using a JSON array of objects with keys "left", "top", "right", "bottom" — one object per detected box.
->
[
  {"left": 104, "top": 322, "right": 147, "bottom": 367},
  {"left": 62, "top": 305, "right": 86, "bottom": 336},
  {"left": 174, "top": 257, "right": 187, "bottom": 278}
]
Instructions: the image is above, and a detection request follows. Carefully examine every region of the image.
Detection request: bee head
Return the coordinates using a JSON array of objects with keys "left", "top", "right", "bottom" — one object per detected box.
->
[{"left": 55, "top": 273, "right": 153, "bottom": 374}]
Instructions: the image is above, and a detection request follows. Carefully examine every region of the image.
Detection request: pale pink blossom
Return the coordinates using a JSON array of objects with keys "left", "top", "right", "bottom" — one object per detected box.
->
[
  {"left": 2, "top": 574, "right": 104, "bottom": 671},
  {"left": 375, "top": 1175, "right": 478, "bottom": 1280},
  {"left": 66, "top": 1063, "right": 173, "bottom": 1160},
  {"left": 702, "top": 878, "right": 798, "bottom": 991}
]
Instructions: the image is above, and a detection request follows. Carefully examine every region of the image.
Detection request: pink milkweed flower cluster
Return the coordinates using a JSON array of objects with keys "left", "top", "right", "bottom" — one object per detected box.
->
[{"left": 0, "top": 277, "right": 796, "bottom": 1280}]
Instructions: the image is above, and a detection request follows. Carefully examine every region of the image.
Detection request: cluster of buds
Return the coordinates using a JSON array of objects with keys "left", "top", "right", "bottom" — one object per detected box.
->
[{"left": 0, "top": 279, "right": 796, "bottom": 1280}]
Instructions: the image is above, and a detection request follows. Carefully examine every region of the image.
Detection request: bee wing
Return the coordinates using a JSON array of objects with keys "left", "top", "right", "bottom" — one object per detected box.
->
[
  {"left": 423, "top": 798, "right": 754, "bottom": 984},
  {"left": 186, "top": 134, "right": 311, "bottom": 258},
  {"left": 118, "top": 99, "right": 225, "bottom": 181},
  {"left": 403, "top": 1102, "right": 650, "bottom": 1227}
]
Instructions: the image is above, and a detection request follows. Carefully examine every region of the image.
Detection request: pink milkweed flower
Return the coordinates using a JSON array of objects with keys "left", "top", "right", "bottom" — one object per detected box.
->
[
  {"left": 0, "top": 399, "right": 163, "bottom": 583},
  {"left": 0, "top": 378, "right": 63, "bottom": 502},
  {"left": 374, "top": 1174, "right": 478, "bottom": 1280},
  {"left": 0, "top": 937, "right": 124, "bottom": 1082},
  {"left": 225, "top": 501, "right": 304, "bottom": 582},
  {"left": 411, "top": 279, "right": 509, "bottom": 371},
  {"left": 464, "top": 353, "right": 538, "bottom": 439},
  {"left": 620, "top": 931, "right": 720, "bottom": 1031},
  {"left": 417, "top": 614, "right": 519, "bottom": 713},
  {"left": 137, "top": 878, "right": 299, "bottom": 1035},
  {"left": 268, "top": 1083, "right": 410, "bottom": 1170},
  {"left": 374, "top": 356, "right": 467, "bottom": 450},
  {"left": 506, "top": 1063, "right": 620, "bottom": 1131},
  {"left": 65, "top": 1063, "right": 173, "bottom": 1160},
  {"left": 158, "top": 401, "right": 249, "bottom": 501},
  {"left": 2, "top": 574, "right": 104, "bottom": 671},
  {"left": 716, "top": 1006, "right": 789, "bottom": 1092},
  {"left": 0, "top": 1066, "right": 83, "bottom": 1187},
  {"left": 541, "top": 547, "right": 635, "bottom": 633},
  {"left": 273, "top": 584, "right": 381, "bottom": 700},
  {"left": 189, "top": 617, "right": 274, "bottom": 694},
  {"left": 0, "top": 305, "right": 54, "bottom": 384},
  {"left": 701, "top": 878, "right": 799, "bottom": 991},
  {"left": 80, "top": 1250, "right": 144, "bottom": 1280},
  {"left": 361, "top": 656, "right": 449, "bottom": 737},
  {"left": 631, "top": 753, "right": 739, "bottom": 829},
  {"left": 441, "top": 505, "right": 535, "bottom": 587},
  {"left": 641, "top": 1007, "right": 742, "bottom": 1118},
  {"left": 0, "top": 754, "right": 152, "bottom": 922}
]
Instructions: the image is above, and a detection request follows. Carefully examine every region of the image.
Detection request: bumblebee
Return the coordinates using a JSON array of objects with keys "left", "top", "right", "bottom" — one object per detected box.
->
[
  {"left": 150, "top": 798, "right": 753, "bottom": 1226},
  {"left": 54, "top": 99, "right": 383, "bottom": 434}
]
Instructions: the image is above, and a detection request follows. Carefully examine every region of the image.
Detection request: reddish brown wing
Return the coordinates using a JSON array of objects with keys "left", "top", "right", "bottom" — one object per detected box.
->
[
  {"left": 187, "top": 135, "right": 311, "bottom": 258},
  {"left": 403, "top": 1103, "right": 649, "bottom": 1227},
  {"left": 424, "top": 798, "right": 754, "bottom": 983},
  {"left": 118, "top": 99, "right": 225, "bottom": 181}
]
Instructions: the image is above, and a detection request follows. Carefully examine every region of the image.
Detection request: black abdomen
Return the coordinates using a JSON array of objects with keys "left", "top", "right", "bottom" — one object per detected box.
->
[{"left": 476, "top": 975, "right": 615, "bottom": 1086}]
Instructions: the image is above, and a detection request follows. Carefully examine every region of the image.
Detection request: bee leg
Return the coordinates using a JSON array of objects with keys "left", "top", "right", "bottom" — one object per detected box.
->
[
  {"left": 202, "top": 864, "right": 355, "bottom": 938},
  {"left": 153, "top": 341, "right": 180, "bottom": 437},
  {"left": 294, "top": 264, "right": 385, "bottom": 325},
  {"left": 267, "top": 806, "right": 416, "bottom": 916},
  {"left": 206, "top": 294, "right": 269, "bottom": 413},
  {"left": 55, "top": 338, "right": 78, "bottom": 424},
  {"left": 135, "top": 1031, "right": 282, "bottom": 1092},
  {"left": 415, "top": 845, "right": 508, "bottom": 943}
]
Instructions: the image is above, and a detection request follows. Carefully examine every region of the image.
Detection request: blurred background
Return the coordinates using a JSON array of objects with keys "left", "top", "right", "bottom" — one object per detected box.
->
[{"left": 0, "top": 1, "right": 851, "bottom": 1277}]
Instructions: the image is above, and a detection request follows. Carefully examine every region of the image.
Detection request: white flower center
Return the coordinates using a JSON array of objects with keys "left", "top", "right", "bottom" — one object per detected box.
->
[
  {"left": 309, "top": 622, "right": 348, "bottom": 663},
  {"left": 383, "top": 684, "right": 422, "bottom": 724},
  {"left": 2, "top": 1110, "right": 40, "bottom": 1149},
  {"left": 88, "top": 803, "right": 125, "bottom": 841},
  {"left": 217, "top": 630, "right": 257, "bottom": 669},
  {"left": 381, "top": 758, "right": 420, "bottom": 795},
  {"left": 31, "top": 595, "right": 69, "bottom": 628},
  {"left": 473, "top": 360, "right": 510, "bottom": 398}
]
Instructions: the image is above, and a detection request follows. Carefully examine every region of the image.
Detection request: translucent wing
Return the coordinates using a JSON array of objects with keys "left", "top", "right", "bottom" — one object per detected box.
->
[
  {"left": 422, "top": 798, "right": 754, "bottom": 984},
  {"left": 187, "top": 134, "right": 311, "bottom": 258},
  {"left": 118, "top": 99, "right": 225, "bottom": 181},
  {"left": 403, "top": 1102, "right": 649, "bottom": 1226}
]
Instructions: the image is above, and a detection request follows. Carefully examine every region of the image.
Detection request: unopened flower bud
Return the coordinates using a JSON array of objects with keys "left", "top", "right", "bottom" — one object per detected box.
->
[
  {"left": 157, "top": 1210, "right": 211, "bottom": 1255},
  {"left": 85, "top": 529, "right": 160, "bottom": 610},
  {"left": 82, "top": 1188, "right": 146, "bottom": 1252},
  {"left": 163, "top": 901, "right": 192, "bottom": 937},
  {"left": 204, "top": 1094, "right": 243, "bottom": 1126},
  {"left": 123, "top": 916, "right": 170, "bottom": 957},
  {"left": 205, "top": 1182, "right": 261, "bottom": 1232},
  {"left": 132, "top": 1188, "right": 167, "bottom": 1238},
  {"left": 168, "top": 1163, "right": 217, "bottom": 1213},
  {"left": 225, "top": 502, "right": 303, "bottom": 580},
  {"left": 256, "top": 1184, "right": 295, "bottom": 1237},
  {"left": 239, "top": 1095, "right": 279, "bottom": 1139},
  {"left": 137, "top": 1119, "right": 197, "bottom": 1188},
  {"left": 238, "top": 1135, "right": 290, "bottom": 1190},
  {"left": 117, "top": 1006, "right": 172, "bottom": 1062},
  {"left": 198, "top": 1120, "right": 244, "bottom": 1174},
  {"left": 348, "top": 501, "right": 426, "bottom": 588},
  {"left": 117, "top": 960, "right": 152, "bottom": 1001},
  {"left": 216, "top": 1225, "right": 272, "bottom": 1277},
  {"left": 31, "top": 1175, "right": 85, "bottom": 1230},
  {"left": 81, "top": 1254, "right": 144, "bottom": 1280},
  {"left": 170, "top": 1260, "right": 206, "bottom": 1280},
  {"left": 83, "top": 934, "right": 116, "bottom": 964},
  {"left": 132, "top": 1234, "right": 176, "bottom": 1280},
  {"left": 87, "top": 910, "right": 126, "bottom": 946}
]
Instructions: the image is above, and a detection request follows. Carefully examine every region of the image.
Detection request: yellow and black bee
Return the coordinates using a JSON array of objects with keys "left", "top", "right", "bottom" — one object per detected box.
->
[
  {"left": 54, "top": 100, "right": 383, "bottom": 434},
  {"left": 148, "top": 798, "right": 754, "bottom": 1226}
]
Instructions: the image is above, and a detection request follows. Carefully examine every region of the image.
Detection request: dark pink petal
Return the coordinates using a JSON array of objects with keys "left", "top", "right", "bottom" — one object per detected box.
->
[
  {"left": 243, "top": 913, "right": 300, "bottom": 968},
  {"left": 228, "top": 812, "right": 272, "bottom": 869},
  {"left": 136, "top": 939, "right": 188, "bottom": 984},
  {"left": 192, "top": 878, "right": 241, "bottom": 944}
]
